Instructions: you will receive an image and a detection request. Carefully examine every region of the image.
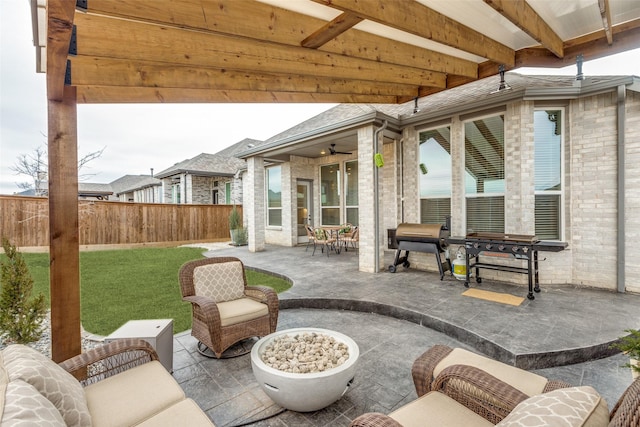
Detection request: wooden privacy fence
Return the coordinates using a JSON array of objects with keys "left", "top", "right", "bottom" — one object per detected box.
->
[{"left": 0, "top": 195, "right": 241, "bottom": 248}]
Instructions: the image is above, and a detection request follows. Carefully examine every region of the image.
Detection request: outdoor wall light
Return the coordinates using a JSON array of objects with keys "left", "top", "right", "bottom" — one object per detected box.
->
[{"left": 412, "top": 97, "right": 420, "bottom": 115}]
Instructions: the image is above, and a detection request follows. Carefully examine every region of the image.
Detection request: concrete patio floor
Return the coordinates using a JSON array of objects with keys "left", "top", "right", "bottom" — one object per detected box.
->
[{"left": 171, "top": 243, "right": 640, "bottom": 426}]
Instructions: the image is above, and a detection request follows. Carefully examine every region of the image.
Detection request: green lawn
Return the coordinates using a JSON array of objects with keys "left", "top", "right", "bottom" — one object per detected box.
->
[{"left": 9, "top": 247, "right": 291, "bottom": 336}]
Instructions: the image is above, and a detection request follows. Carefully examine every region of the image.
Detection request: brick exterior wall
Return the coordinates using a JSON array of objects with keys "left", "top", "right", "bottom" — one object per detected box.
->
[
  {"left": 624, "top": 90, "right": 640, "bottom": 293},
  {"left": 394, "top": 88, "right": 640, "bottom": 292},
  {"left": 246, "top": 157, "right": 265, "bottom": 252},
  {"left": 358, "top": 125, "right": 377, "bottom": 272}
]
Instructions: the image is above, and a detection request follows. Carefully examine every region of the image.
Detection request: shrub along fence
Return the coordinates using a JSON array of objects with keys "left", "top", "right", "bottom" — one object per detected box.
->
[{"left": 0, "top": 195, "right": 241, "bottom": 248}]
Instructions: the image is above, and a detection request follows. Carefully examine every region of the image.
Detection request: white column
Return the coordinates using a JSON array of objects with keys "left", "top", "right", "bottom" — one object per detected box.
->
[
  {"left": 247, "top": 156, "right": 266, "bottom": 252},
  {"left": 357, "top": 125, "right": 382, "bottom": 273}
]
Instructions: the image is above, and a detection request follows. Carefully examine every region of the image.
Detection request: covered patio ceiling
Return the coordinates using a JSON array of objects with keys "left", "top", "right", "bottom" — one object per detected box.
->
[{"left": 38, "top": 0, "right": 640, "bottom": 105}]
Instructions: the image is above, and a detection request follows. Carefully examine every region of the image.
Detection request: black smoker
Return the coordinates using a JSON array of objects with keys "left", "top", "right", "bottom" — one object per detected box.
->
[{"left": 388, "top": 218, "right": 451, "bottom": 280}]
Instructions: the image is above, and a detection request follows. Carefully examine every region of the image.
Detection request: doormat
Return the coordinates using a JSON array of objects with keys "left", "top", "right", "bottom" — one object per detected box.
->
[{"left": 462, "top": 289, "right": 525, "bottom": 306}]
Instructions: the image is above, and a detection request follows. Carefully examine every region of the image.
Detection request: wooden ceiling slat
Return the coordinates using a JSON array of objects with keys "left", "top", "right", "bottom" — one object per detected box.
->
[
  {"left": 75, "top": 86, "right": 399, "bottom": 104},
  {"left": 73, "top": 13, "right": 446, "bottom": 88},
  {"left": 483, "top": 0, "right": 564, "bottom": 58},
  {"left": 301, "top": 12, "right": 363, "bottom": 49},
  {"left": 313, "top": 0, "right": 515, "bottom": 66},
  {"left": 82, "top": 0, "right": 478, "bottom": 79},
  {"left": 67, "top": 56, "right": 419, "bottom": 98}
]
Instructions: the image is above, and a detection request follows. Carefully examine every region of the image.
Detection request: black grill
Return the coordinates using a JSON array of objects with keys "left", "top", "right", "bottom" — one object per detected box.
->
[{"left": 448, "top": 232, "right": 568, "bottom": 300}]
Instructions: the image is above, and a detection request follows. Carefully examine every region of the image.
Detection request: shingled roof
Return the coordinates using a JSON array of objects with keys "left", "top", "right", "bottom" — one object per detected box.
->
[
  {"left": 154, "top": 152, "right": 245, "bottom": 179},
  {"left": 239, "top": 73, "right": 639, "bottom": 157},
  {"left": 110, "top": 174, "right": 161, "bottom": 195}
]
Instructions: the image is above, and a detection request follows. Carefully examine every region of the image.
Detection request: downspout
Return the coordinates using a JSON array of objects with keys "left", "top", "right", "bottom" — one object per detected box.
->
[
  {"left": 617, "top": 85, "right": 626, "bottom": 293},
  {"left": 374, "top": 120, "right": 388, "bottom": 273},
  {"left": 399, "top": 138, "right": 404, "bottom": 223}
]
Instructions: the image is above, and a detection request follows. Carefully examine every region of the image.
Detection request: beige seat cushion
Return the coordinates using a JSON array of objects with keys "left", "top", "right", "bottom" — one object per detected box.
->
[
  {"left": 389, "top": 391, "right": 493, "bottom": 427},
  {"left": 218, "top": 298, "right": 269, "bottom": 327},
  {"left": 2, "top": 344, "right": 92, "bottom": 427},
  {"left": 496, "top": 386, "right": 609, "bottom": 427},
  {"left": 84, "top": 361, "right": 184, "bottom": 427},
  {"left": 434, "top": 348, "right": 549, "bottom": 397},
  {"left": 136, "top": 398, "right": 216, "bottom": 426},
  {"left": 194, "top": 262, "right": 245, "bottom": 303},
  {"left": 0, "top": 380, "right": 66, "bottom": 426}
]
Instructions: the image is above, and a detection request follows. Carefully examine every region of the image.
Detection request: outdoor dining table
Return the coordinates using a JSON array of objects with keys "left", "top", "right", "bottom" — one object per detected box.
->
[{"left": 321, "top": 226, "right": 343, "bottom": 254}]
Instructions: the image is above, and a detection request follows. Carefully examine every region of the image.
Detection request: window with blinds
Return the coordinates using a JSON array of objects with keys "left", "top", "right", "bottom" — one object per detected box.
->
[
  {"left": 464, "top": 115, "right": 505, "bottom": 234},
  {"left": 419, "top": 126, "right": 451, "bottom": 224},
  {"left": 534, "top": 110, "right": 563, "bottom": 240},
  {"left": 266, "top": 166, "right": 282, "bottom": 226}
]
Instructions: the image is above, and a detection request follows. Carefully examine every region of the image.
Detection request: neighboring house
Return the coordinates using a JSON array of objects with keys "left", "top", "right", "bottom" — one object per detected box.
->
[
  {"left": 154, "top": 139, "right": 256, "bottom": 205},
  {"left": 78, "top": 183, "right": 114, "bottom": 200},
  {"left": 110, "top": 174, "right": 162, "bottom": 203},
  {"left": 17, "top": 182, "right": 114, "bottom": 200},
  {"left": 237, "top": 73, "right": 640, "bottom": 294}
]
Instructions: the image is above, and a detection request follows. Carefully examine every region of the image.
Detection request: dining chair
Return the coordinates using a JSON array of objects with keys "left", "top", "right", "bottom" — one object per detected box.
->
[
  {"left": 304, "top": 224, "right": 317, "bottom": 252},
  {"left": 312, "top": 227, "right": 337, "bottom": 257},
  {"left": 341, "top": 226, "right": 359, "bottom": 253}
]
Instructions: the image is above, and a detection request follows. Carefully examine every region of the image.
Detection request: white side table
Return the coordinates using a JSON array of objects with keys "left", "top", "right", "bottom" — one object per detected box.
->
[{"left": 105, "top": 319, "right": 174, "bottom": 372}]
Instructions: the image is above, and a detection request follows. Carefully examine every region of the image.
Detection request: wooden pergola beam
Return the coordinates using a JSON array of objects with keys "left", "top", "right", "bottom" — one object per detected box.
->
[
  {"left": 483, "top": 0, "right": 564, "bottom": 58},
  {"left": 313, "top": 0, "right": 516, "bottom": 66},
  {"left": 301, "top": 11, "right": 363, "bottom": 49},
  {"left": 74, "top": 13, "right": 447, "bottom": 89},
  {"left": 67, "top": 56, "right": 419, "bottom": 100},
  {"left": 47, "top": 0, "right": 80, "bottom": 362},
  {"left": 48, "top": 86, "right": 80, "bottom": 363},
  {"left": 515, "top": 19, "right": 640, "bottom": 68},
  {"left": 75, "top": 86, "right": 401, "bottom": 104},
  {"left": 598, "top": 0, "right": 614, "bottom": 45},
  {"left": 81, "top": 0, "right": 479, "bottom": 79},
  {"left": 46, "top": 0, "right": 75, "bottom": 101}
]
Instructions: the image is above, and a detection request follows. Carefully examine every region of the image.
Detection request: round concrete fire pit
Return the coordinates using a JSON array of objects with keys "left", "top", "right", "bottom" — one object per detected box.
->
[{"left": 250, "top": 327, "right": 359, "bottom": 412}]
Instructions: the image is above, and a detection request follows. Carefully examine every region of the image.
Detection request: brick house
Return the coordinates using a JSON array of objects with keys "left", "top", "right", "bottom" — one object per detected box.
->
[
  {"left": 110, "top": 175, "right": 162, "bottom": 203},
  {"left": 155, "top": 138, "right": 259, "bottom": 205},
  {"left": 238, "top": 73, "right": 640, "bottom": 294}
]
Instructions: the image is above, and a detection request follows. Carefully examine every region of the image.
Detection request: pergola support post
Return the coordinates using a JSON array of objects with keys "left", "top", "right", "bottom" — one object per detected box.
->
[{"left": 48, "top": 86, "right": 81, "bottom": 362}]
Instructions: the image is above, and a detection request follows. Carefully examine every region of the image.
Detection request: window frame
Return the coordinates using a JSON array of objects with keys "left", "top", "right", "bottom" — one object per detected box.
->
[
  {"left": 418, "top": 125, "right": 452, "bottom": 225},
  {"left": 344, "top": 160, "right": 359, "bottom": 226},
  {"left": 266, "top": 165, "right": 282, "bottom": 228},
  {"left": 463, "top": 113, "right": 505, "bottom": 234},
  {"left": 534, "top": 107, "right": 565, "bottom": 241}
]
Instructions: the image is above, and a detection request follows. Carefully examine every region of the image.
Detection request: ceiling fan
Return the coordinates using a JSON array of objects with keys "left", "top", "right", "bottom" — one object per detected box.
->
[{"left": 328, "top": 143, "right": 352, "bottom": 155}]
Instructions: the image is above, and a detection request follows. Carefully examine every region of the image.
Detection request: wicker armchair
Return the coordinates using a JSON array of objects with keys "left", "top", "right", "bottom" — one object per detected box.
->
[
  {"left": 178, "top": 257, "right": 279, "bottom": 358},
  {"left": 349, "top": 344, "right": 576, "bottom": 427},
  {"left": 351, "top": 375, "right": 640, "bottom": 427},
  {"left": 609, "top": 375, "right": 640, "bottom": 427},
  {"left": 59, "top": 338, "right": 159, "bottom": 386},
  {"left": 410, "top": 344, "right": 572, "bottom": 422}
]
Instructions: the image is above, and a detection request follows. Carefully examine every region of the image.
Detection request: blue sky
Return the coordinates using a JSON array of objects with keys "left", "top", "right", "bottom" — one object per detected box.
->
[{"left": 1, "top": 1, "right": 638, "bottom": 195}]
